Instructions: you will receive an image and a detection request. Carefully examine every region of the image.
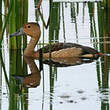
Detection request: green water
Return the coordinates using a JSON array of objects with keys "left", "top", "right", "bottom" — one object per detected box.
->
[{"left": 0, "top": 0, "right": 110, "bottom": 110}]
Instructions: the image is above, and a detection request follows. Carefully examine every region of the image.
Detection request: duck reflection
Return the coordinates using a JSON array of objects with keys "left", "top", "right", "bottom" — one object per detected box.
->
[
  {"left": 13, "top": 53, "right": 96, "bottom": 88},
  {"left": 42, "top": 57, "right": 95, "bottom": 67},
  {"left": 13, "top": 57, "right": 41, "bottom": 88}
]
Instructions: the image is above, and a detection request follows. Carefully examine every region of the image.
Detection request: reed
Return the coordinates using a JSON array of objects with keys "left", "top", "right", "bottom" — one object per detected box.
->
[
  {"left": 34, "top": 0, "right": 40, "bottom": 22},
  {"left": 9, "top": 0, "right": 28, "bottom": 49},
  {"left": 0, "top": 11, "right": 2, "bottom": 107},
  {"left": 103, "top": 0, "right": 110, "bottom": 8},
  {"left": 0, "top": 50, "right": 9, "bottom": 87},
  {"left": 0, "top": 0, "right": 2, "bottom": 34},
  {"left": 0, "top": 2, "right": 2, "bottom": 95},
  {"left": 74, "top": 4, "right": 78, "bottom": 42},
  {"left": 8, "top": 2, "right": 28, "bottom": 108},
  {"left": 49, "top": 0, "right": 60, "bottom": 59},
  {"left": 101, "top": 102, "right": 109, "bottom": 110},
  {"left": 22, "top": 0, "right": 28, "bottom": 49},
  {"left": 70, "top": 3, "right": 78, "bottom": 42},
  {"left": 88, "top": 2, "right": 98, "bottom": 49},
  {"left": 88, "top": 2, "right": 95, "bottom": 37},
  {"left": 9, "top": 49, "right": 28, "bottom": 110},
  {"left": 62, "top": 3, "right": 66, "bottom": 42},
  {"left": 9, "top": 0, "right": 17, "bottom": 49},
  {"left": 96, "top": 2, "right": 110, "bottom": 94},
  {"left": 49, "top": 2, "right": 60, "bottom": 42},
  {"left": 15, "top": 0, "right": 22, "bottom": 49},
  {"left": 0, "top": 0, "right": 12, "bottom": 47},
  {"left": 48, "top": 2, "right": 60, "bottom": 108},
  {"left": 48, "top": 1, "right": 59, "bottom": 102},
  {"left": 8, "top": 0, "right": 28, "bottom": 107},
  {"left": 108, "top": 0, "right": 110, "bottom": 8},
  {"left": 9, "top": 50, "right": 19, "bottom": 110},
  {"left": 96, "top": 61, "right": 101, "bottom": 89},
  {"left": 49, "top": 66, "right": 55, "bottom": 110}
]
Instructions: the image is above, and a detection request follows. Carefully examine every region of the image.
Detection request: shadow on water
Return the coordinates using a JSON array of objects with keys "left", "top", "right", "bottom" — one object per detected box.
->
[{"left": 0, "top": 0, "right": 110, "bottom": 110}]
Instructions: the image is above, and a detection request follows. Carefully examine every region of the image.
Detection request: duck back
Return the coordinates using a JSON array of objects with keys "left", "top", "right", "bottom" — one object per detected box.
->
[{"left": 38, "top": 43, "right": 99, "bottom": 55}]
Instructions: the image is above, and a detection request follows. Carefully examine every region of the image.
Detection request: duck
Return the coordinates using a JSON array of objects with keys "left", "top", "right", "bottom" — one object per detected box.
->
[{"left": 10, "top": 22, "right": 103, "bottom": 60}]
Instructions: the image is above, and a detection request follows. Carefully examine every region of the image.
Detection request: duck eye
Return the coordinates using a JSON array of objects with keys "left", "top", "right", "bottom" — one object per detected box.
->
[{"left": 28, "top": 25, "right": 31, "bottom": 28}]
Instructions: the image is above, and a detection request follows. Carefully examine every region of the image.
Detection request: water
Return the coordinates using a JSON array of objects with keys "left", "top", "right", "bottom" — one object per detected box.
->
[{"left": 1, "top": 0, "right": 110, "bottom": 110}]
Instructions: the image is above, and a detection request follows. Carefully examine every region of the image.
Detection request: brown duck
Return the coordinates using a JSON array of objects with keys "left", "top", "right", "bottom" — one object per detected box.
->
[{"left": 10, "top": 22, "right": 103, "bottom": 60}]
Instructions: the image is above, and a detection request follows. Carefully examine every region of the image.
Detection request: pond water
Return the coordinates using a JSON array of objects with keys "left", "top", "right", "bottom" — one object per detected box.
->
[{"left": 1, "top": 0, "right": 110, "bottom": 110}]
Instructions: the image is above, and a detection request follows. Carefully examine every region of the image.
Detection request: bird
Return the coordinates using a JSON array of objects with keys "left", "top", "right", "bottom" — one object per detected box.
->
[{"left": 10, "top": 22, "right": 102, "bottom": 60}]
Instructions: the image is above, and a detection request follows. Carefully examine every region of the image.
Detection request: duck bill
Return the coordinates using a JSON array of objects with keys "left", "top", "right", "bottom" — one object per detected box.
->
[{"left": 10, "top": 27, "right": 25, "bottom": 37}]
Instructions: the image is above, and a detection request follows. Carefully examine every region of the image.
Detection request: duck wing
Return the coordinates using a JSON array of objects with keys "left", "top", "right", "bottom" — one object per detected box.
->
[{"left": 38, "top": 43, "right": 98, "bottom": 55}]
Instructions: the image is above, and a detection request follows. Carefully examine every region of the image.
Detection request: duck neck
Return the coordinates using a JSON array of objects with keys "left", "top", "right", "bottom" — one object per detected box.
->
[{"left": 24, "top": 37, "right": 39, "bottom": 57}]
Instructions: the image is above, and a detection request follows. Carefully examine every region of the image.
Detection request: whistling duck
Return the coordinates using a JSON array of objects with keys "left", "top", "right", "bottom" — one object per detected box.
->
[{"left": 10, "top": 22, "right": 102, "bottom": 59}]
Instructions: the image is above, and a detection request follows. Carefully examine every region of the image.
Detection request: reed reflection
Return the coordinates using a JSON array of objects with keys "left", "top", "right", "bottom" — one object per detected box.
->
[{"left": 96, "top": 5, "right": 110, "bottom": 110}]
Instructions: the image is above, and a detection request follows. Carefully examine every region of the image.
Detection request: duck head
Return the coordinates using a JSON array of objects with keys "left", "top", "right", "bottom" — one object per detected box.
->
[{"left": 10, "top": 22, "right": 41, "bottom": 39}]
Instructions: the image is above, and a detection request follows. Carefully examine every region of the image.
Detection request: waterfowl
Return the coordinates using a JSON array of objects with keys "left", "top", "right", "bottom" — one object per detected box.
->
[{"left": 10, "top": 22, "right": 102, "bottom": 60}]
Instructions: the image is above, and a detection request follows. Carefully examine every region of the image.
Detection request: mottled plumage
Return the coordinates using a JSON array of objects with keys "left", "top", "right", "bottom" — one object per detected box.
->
[{"left": 38, "top": 42, "right": 99, "bottom": 55}]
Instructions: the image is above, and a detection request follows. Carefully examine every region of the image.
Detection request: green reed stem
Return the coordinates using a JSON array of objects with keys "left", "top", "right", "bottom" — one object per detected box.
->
[
  {"left": 62, "top": 3, "right": 66, "bottom": 42},
  {"left": 0, "top": 0, "right": 2, "bottom": 17},
  {"left": 21, "top": 88, "right": 24, "bottom": 110},
  {"left": 0, "top": 50, "right": 9, "bottom": 88},
  {"left": 0, "top": 0, "right": 13, "bottom": 48},
  {"left": 96, "top": 61, "right": 101, "bottom": 89}
]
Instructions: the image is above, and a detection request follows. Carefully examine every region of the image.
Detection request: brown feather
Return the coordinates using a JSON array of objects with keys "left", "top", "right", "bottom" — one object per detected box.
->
[{"left": 38, "top": 43, "right": 99, "bottom": 55}]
